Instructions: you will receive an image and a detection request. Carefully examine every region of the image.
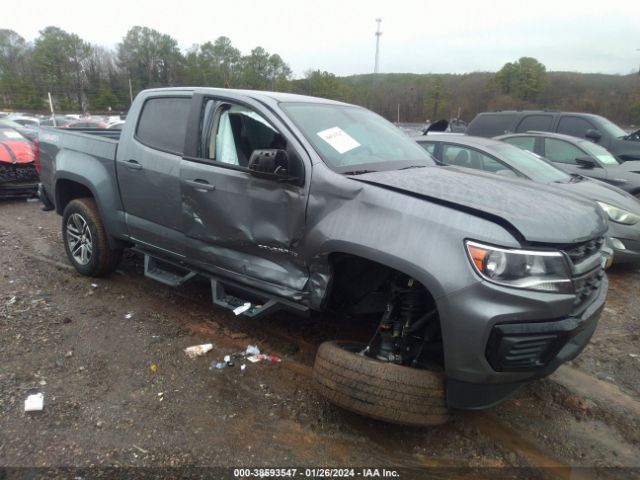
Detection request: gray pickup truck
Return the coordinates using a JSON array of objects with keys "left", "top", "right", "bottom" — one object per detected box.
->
[{"left": 39, "top": 88, "right": 609, "bottom": 426}]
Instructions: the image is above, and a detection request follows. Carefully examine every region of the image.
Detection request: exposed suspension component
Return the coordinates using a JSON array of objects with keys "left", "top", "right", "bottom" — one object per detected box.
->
[{"left": 365, "top": 275, "right": 438, "bottom": 366}]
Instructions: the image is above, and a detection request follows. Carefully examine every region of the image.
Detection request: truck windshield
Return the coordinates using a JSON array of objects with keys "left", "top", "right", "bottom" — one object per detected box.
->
[
  {"left": 492, "top": 144, "right": 572, "bottom": 183},
  {"left": 281, "top": 102, "right": 434, "bottom": 172},
  {"left": 596, "top": 117, "right": 627, "bottom": 139}
]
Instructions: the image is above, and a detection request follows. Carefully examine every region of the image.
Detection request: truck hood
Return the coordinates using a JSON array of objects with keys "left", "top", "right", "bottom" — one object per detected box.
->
[{"left": 352, "top": 166, "right": 607, "bottom": 244}]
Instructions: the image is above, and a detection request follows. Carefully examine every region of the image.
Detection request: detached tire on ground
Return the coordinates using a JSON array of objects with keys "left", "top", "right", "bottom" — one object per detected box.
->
[
  {"left": 62, "top": 198, "right": 122, "bottom": 277},
  {"left": 313, "top": 341, "right": 449, "bottom": 426}
]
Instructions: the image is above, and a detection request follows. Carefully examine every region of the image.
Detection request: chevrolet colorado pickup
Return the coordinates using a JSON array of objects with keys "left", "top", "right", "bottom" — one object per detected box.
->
[{"left": 39, "top": 88, "right": 610, "bottom": 426}]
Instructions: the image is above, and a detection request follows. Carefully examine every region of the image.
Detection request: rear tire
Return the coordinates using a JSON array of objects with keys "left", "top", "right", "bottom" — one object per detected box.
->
[
  {"left": 313, "top": 341, "right": 449, "bottom": 426},
  {"left": 62, "top": 198, "right": 122, "bottom": 277}
]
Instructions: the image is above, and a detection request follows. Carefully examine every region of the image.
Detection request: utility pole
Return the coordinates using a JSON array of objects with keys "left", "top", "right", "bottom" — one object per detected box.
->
[
  {"left": 374, "top": 18, "right": 382, "bottom": 74},
  {"left": 129, "top": 78, "right": 134, "bottom": 105},
  {"left": 637, "top": 49, "right": 640, "bottom": 75},
  {"left": 47, "top": 92, "right": 56, "bottom": 127}
]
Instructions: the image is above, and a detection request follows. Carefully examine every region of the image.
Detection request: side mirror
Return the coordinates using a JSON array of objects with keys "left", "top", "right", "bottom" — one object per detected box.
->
[
  {"left": 575, "top": 156, "right": 597, "bottom": 169},
  {"left": 585, "top": 129, "right": 602, "bottom": 142},
  {"left": 248, "top": 149, "right": 295, "bottom": 181}
]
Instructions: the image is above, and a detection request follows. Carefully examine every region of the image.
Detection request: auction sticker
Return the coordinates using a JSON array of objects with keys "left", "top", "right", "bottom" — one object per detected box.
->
[{"left": 317, "top": 127, "right": 360, "bottom": 154}]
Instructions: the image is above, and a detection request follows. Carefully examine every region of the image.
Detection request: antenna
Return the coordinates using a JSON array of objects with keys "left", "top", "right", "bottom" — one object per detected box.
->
[{"left": 374, "top": 18, "right": 382, "bottom": 74}]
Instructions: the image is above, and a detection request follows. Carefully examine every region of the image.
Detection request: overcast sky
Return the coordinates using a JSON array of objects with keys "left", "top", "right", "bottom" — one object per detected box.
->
[{"left": 4, "top": 0, "right": 640, "bottom": 77}]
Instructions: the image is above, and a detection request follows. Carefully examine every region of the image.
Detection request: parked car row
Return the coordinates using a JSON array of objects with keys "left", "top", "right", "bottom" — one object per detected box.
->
[{"left": 413, "top": 133, "right": 640, "bottom": 266}]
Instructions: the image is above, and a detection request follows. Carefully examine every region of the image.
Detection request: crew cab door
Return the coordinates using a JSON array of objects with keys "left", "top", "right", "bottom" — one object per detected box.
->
[
  {"left": 179, "top": 93, "right": 310, "bottom": 293},
  {"left": 116, "top": 94, "right": 193, "bottom": 256}
]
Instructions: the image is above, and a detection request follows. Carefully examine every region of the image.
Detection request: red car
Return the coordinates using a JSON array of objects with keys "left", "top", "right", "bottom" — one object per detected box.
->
[{"left": 0, "top": 127, "right": 38, "bottom": 199}]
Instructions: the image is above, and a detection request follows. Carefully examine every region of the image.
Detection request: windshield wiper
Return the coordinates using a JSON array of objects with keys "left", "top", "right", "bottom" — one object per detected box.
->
[
  {"left": 343, "top": 169, "right": 378, "bottom": 175},
  {"left": 398, "top": 165, "right": 427, "bottom": 170}
]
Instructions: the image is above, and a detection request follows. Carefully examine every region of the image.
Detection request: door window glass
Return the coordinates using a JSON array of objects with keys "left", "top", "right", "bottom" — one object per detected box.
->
[
  {"left": 416, "top": 141, "right": 436, "bottom": 155},
  {"left": 516, "top": 115, "right": 553, "bottom": 133},
  {"left": 544, "top": 138, "right": 584, "bottom": 164},
  {"left": 136, "top": 97, "right": 191, "bottom": 154},
  {"left": 557, "top": 117, "right": 594, "bottom": 138},
  {"left": 202, "top": 102, "right": 286, "bottom": 167},
  {"left": 502, "top": 136, "right": 536, "bottom": 152}
]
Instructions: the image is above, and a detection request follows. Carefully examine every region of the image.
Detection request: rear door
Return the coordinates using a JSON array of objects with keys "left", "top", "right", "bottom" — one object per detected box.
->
[
  {"left": 116, "top": 94, "right": 192, "bottom": 256},
  {"left": 179, "top": 93, "right": 310, "bottom": 293}
]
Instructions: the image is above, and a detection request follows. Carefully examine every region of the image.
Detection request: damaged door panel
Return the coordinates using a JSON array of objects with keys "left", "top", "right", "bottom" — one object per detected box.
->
[{"left": 180, "top": 95, "right": 309, "bottom": 292}]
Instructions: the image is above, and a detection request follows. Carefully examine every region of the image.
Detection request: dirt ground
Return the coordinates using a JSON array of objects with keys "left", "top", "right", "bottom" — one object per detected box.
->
[{"left": 1, "top": 199, "right": 639, "bottom": 479}]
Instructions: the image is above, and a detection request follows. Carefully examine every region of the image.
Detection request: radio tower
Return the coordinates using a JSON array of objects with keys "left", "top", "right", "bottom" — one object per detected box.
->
[{"left": 374, "top": 18, "right": 382, "bottom": 73}]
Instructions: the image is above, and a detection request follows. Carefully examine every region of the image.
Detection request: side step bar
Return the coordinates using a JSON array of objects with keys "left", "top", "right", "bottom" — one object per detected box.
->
[
  {"left": 142, "top": 253, "right": 308, "bottom": 319},
  {"left": 144, "top": 255, "right": 196, "bottom": 287}
]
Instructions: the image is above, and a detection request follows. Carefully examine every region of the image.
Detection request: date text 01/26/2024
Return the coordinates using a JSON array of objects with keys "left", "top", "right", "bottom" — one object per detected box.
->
[{"left": 233, "top": 468, "right": 400, "bottom": 478}]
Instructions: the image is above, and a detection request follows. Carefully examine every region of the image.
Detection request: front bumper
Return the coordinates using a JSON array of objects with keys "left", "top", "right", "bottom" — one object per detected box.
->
[
  {"left": 440, "top": 275, "right": 608, "bottom": 410},
  {"left": 607, "top": 220, "right": 640, "bottom": 265},
  {"left": 0, "top": 163, "right": 38, "bottom": 199}
]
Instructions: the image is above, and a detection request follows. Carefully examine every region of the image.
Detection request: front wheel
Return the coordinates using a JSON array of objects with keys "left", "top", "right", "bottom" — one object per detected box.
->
[
  {"left": 313, "top": 341, "right": 449, "bottom": 426},
  {"left": 62, "top": 198, "right": 122, "bottom": 277}
]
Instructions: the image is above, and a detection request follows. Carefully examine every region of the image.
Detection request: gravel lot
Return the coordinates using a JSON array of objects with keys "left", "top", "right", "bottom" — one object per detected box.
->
[{"left": 1, "top": 199, "right": 639, "bottom": 479}]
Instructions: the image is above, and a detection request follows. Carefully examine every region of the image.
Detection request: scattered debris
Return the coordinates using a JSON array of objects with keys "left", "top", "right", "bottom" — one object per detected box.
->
[
  {"left": 233, "top": 302, "right": 252, "bottom": 316},
  {"left": 184, "top": 343, "right": 213, "bottom": 359},
  {"left": 247, "top": 354, "right": 282, "bottom": 364},
  {"left": 245, "top": 345, "right": 260, "bottom": 356},
  {"left": 211, "top": 362, "right": 226, "bottom": 370},
  {"left": 90, "top": 283, "right": 98, "bottom": 289},
  {"left": 6, "top": 296, "right": 16, "bottom": 306},
  {"left": 149, "top": 363, "right": 158, "bottom": 373},
  {"left": 65, "top": 351, "right": 73, "bottom": 358},
  {"left": 96, "top": 420, "right": 104, "bottom": 428},
  {"left": 24, "top": 392, "right": 44, "bottom": 412},
  {"left": 630, "top": 354, "right": 639, "bottom": 358},
  {"left": 224, "top": 354, "right": 234, "bottom": 367},
  {"left": 124, "top": 312, "right": 133, "bottom": 319},
  {"left": 132, "top": 444, "right": 149, "bottom": 454}
]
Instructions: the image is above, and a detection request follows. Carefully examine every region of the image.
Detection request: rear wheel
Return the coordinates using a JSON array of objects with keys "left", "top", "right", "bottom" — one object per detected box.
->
[
  {"left": 62, "top": 198, "right": 122, "bottom": 276},
  {"left": 313, "top": 341, "right": 449, "bottom": 426}
]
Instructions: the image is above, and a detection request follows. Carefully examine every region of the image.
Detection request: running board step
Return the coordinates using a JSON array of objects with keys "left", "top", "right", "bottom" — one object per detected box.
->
[
  {"left": 211, "top": 279, "right": 307, "bottom": 319},
  {"left": 144, "top": 255, "right": 197, "bottom": 287}
]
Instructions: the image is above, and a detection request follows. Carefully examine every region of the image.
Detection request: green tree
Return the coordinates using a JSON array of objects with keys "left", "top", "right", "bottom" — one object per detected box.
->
[
  {"left": 240, "top": 47, "right": 291, "bottom": 90},
  {"left": 301, "top": 70, "right": 351, "bottom": 101},
  {"left": 117, "top": 26, "right": 183, "bottom": 91},
  {"left": 32, "top": 27, "right": 91, "bottom": 110},
  {"left": 0, "top": 29, "right": 41, "bottom": 109},
  {"left": 491, "top": 57, "right": 547, "bottom": 103},
  {"left": 423, "top": 76, "right": 451, "bottom": 120}
]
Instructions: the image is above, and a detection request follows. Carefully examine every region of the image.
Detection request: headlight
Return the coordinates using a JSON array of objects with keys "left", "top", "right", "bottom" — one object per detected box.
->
[
  {"left": 465, "top": 241, "right": 572, "bottom": 293},
  {"left": 597, "top": 202, "right": 640, "bottom": 225}
]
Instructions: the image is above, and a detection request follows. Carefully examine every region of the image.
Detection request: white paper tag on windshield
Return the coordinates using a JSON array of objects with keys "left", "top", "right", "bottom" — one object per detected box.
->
[
  {"left": 3, "top": 131, "right": 22, "bottom": 139},
  {"left": 317, "top": 127, "right": 360, "bottom": 154}
]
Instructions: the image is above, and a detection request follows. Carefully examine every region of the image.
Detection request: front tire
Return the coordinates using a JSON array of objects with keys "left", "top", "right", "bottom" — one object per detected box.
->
[
  {"left": 313, "top": 341, "right": 449, "bottom": 426},
  {"left": 62, "top": 198, "right": 122, "bottom": 276}
]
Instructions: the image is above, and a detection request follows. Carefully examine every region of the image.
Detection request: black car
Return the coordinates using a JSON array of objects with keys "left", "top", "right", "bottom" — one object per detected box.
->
[
  {"left": 414, "top": 133, "right": 640, "bottom": 265},
  {"left": 496, "top": 132, "right": 640, "bottom": 199},
  {"left": 466, "top": 111, "right": 640, "bottom": 162}
]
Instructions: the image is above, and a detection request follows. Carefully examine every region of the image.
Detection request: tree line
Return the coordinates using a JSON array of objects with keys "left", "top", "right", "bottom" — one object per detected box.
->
[{"left": 2, "top": 27, "right": 639, "bottom": 125}]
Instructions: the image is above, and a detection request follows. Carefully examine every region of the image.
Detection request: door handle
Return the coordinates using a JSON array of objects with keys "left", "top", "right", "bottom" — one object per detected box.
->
[
  {"left": 125, "top": 159, "right": 143, "bottom": 171},
  {"left": 185, "top": 179, "right": 215, "bottom": 192}
]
